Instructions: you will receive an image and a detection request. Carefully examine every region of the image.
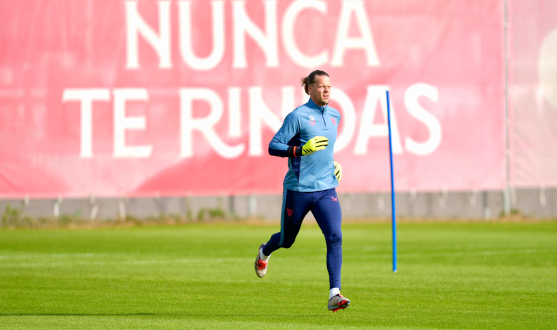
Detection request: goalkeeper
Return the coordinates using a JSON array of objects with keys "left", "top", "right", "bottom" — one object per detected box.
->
[{"left": 254, "top": 70, "right": 350, "bottom": 312}]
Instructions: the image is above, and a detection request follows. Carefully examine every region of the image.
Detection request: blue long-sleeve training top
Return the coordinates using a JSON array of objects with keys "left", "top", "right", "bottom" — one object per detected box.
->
[{"left": 268, "top": 98, "right": 341, "bottom": 192}]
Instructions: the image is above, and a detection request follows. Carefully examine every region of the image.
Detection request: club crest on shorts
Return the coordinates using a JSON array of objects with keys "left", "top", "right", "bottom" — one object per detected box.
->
[
  {"left": 287, "top": 208, "right": 293, "bottom": 216},
  {"left": 309, "top": 115, "right": 316, "bottom": 125},
  {"left": 331, "top": 196, "right": 338, "bottom": 202}
]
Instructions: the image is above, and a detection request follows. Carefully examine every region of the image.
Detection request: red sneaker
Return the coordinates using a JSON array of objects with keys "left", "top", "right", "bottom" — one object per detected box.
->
[
  {"left": 328, "top": 293, "right": 350, "bottom": 312},
  {"left": 254, "top": 243, "right": 268, "bottom": 278}
]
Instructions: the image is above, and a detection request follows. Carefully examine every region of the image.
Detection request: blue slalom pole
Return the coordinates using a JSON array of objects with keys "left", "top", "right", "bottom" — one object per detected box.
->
[{"left": 386, "top": 90, "right": 397, "bottom": 273}]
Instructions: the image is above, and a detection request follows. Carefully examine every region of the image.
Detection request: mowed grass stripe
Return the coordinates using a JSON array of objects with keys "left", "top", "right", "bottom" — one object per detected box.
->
[
  {"left": 0, "top": 222, "right": 556, "bottom": 329},
  {"left": 0, "top": 248, "right": 553, "bottom": 269}
]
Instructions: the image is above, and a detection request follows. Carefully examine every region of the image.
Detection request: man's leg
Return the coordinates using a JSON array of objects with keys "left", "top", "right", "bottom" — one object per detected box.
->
[
  {"left": 255, "top": 189, "right": 311, "bottom": 277},
  {"left": 311, "top": 188, "right": 343, "bottom": 290},
  {"left": 311, "top": 188, "right": 349, "bottom": 311}
]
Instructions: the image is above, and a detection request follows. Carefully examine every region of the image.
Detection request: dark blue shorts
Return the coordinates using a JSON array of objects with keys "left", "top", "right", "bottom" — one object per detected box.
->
[{"left": 262, "top": 187, "right": 343, "bottom": 289}]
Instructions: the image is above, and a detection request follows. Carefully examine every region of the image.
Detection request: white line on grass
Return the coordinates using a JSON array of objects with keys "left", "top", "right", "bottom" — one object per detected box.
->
[{"left": 0, "top": 248, "right": 554, "bottom": 267}]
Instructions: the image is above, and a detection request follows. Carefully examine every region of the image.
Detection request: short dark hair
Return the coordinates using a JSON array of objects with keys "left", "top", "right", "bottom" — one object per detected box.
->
[{"left": 300, "top": 70, "right": 329, "bottom": 95}]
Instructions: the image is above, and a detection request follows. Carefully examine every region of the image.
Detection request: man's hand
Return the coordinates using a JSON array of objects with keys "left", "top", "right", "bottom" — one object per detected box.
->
[
  {"left": 334, "top": 161, "right": 342, "bottom": 182},
  {"left": 302, "top": 136, "right": 328, "bottom": 156}
]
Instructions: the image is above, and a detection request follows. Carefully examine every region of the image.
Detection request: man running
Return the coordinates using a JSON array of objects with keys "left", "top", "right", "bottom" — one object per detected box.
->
[{"left": 254, "top": 70, "right": 350, "bottom": 312}]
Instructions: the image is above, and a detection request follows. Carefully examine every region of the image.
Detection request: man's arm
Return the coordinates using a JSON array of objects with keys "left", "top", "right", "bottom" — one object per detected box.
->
[{"left": 268, "top": 112, "right": 301, "bottom": 158}]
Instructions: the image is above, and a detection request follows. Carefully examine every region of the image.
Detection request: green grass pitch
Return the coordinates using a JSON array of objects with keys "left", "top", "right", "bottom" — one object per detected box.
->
[{"left": 1, "top": 221, "right": 556, "bottom": 329}]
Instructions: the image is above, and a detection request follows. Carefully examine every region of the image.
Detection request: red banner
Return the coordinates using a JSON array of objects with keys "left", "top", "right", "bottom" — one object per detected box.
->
[
  {"left": 0, "top": 0, "right": 506, "bottom": 198},
  {"left": 510, "top": 0, "right": 557, "bottom": 187}
]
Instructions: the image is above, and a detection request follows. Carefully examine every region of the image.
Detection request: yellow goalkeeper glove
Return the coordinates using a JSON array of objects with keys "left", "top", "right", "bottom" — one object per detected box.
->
[
  {"left": 334, "top": 161, "right": 342, "bottom": 182},
  {"left": 302, "top": 136, "right": 328, "bottom": 156}
]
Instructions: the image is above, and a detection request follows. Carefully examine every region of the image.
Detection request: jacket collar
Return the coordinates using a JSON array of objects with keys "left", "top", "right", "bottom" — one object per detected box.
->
[{"left": 306, "top": 98, "right": 328, "bottom": 113}]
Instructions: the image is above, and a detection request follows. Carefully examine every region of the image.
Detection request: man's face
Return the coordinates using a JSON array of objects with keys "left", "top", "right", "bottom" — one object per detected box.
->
[{"left": 308, "top": 75, "right": 331, "bottom": 107}]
